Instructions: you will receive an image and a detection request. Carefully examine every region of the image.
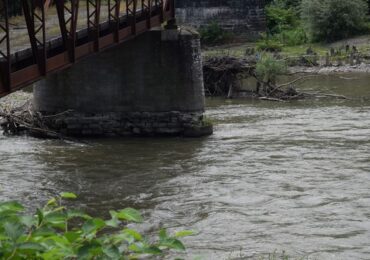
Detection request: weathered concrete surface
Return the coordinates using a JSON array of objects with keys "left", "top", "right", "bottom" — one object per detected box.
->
[
  {"left": 33, "top": 27, "right": 212, "bottom": 137},
  {"left": 176, "top": 0, "right": 266, "bottom": 38}
]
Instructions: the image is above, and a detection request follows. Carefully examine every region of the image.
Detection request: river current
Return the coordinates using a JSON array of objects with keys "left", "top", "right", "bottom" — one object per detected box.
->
[{"left": 1, "top": 73, "right": 370, "bottom": 259}]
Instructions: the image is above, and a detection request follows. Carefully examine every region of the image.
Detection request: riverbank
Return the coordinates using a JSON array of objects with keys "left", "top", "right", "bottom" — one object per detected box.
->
[
  {"left": 289, "top": 63, "right": 370, "bottom": 74},
  {"left": 201, "top": 35, "right": 370, "bottom": 98},
  {"left": 202, "top": 34, "right": 370, "bottom": 74}
]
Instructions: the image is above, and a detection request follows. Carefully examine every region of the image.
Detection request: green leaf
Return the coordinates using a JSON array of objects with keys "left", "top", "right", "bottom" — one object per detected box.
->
[
  {"left": 129, "top": 242, "right": 162, "bottom": 255},
  {"left": 17, "top": 242, "right": 45, "bottom": 252},
  {"left": 64, "top": 231, "right": 81, "bottom": 243},
  {"left": 32, "top": 226, "right": 56, "bottom": 237},
  {"left": 60, "top": 192, "right": 77, "bottom": 199},
  {"left": 67, "top": 209, "right": 91, "bottom": 220},
  {"left": 102, "top": 245, "right": 121, "bottom": 259},
  {"left": 82, "top": 218, "right": 106, "bottom": 235},
  {"left": 0, "top": 234, "right": 9, "bottom": 241},
  {"left": 159, "top": 229, "right": 168, "bottom": 241},
  {"left": 46, "top": 198, "right": 57, "bottom": 207},
  {"left": 111, "top": 233, "right": 134, "bottom": 244},
  {"left": 0, "top": 201, "right": 24, "bottom": 214},
  {"left": 142, "top": 246, "right": 163, "bottom": 255},
  {"left": 77, "top": 241, "right": 103, "bottom": 259},
  {"left": 122, "top": 229, "right": 142, "bottom": 241},
  {"left": 175, "top": 230, "right": 196, "bottom": 238},
  {"left": 4, "top": 222, "right": 24, "bottom": 242},
  {"left": 105, "top": 217, "right": 121, "bottom": 228},
  {"left": 41, "top": 235, "right": 73, "bottom": 256},
  {"left": 159, "top": 238, "right": 186, "bottom": 251},
  {"left": 19, "top": 215, "right": 35, "bottom": 228},
  {"left": 36, "top": 208, "right": 44, "bottom": 226},
  {"left": 41, "top": 248, "right": 67, "bottom": 260},
  {"left": 116, "top": 208, "right": 143, "bottom": 223},
  {"left": 44, "top": 212, "right": 67, "bottom": 230}
]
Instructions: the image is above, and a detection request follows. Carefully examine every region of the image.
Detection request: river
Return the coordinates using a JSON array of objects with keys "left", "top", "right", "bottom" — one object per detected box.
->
[{"left": 1, "top": 73, "right": 370, "bottom": 259}]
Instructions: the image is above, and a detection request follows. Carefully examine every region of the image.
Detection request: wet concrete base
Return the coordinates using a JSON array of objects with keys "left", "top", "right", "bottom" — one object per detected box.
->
[{"left": 43, "top": 110, "right": 213, "bottom": 137}]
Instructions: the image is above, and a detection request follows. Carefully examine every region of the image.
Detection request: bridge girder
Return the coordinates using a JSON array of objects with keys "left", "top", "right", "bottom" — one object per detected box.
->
[{"left": 0, "top": 0, "right": 175, "bottom": 97}]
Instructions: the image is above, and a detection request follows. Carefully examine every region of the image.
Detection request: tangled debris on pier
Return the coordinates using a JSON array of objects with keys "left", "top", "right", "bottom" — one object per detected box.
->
[
  {"left": 0, "top": 94, "right": 74, "bottom": 139},
  {"left": 203, "top": 56, "right": 256, "bottom": 97}
]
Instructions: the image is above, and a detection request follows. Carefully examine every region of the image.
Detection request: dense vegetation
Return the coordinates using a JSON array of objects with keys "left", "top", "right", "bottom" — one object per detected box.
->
[
  {"left": 301, "top": 0, "right": 368, "bottom": 42},
  {"left": 0, "top": 193, "right": 192, "bottom": 259},
  {"left": 264, "top": 0, "right": 370, "bottom": 44},
  {"left": 199, "top": 22, "right": 233, "bottom": 45}
]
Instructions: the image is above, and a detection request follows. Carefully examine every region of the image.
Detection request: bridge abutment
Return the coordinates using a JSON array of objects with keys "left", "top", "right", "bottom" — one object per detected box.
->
[{"left": 33, "top": 27, "right": 212, "bottom": 137}]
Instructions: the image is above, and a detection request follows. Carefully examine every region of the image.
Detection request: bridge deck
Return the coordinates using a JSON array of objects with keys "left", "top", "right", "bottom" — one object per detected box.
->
[{"left": 0, "top": 0, "right": 175, "bottom": 98}]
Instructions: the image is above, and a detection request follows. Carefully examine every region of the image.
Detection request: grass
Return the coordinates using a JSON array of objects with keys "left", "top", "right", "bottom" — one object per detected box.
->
[
  {"left": 203, "top": 35, "right": 370, "bottom": 62},
  {"left": 203, "top": 42, "right": 257, "bottom": 58}
]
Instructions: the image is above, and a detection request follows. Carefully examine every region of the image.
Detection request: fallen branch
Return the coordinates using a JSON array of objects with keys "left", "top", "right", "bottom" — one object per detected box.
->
[
  {"left": 0, "top": 105, "right": 84, "bottom": 143},
  {"left": 301, "top": 92, "right": 349, "bottom": 100},
  {"left": 259, "top": 97, "right": 286, "bottom": 102},
  {"left": 278, "top": 74, "right": 319, "bottom": 88}
]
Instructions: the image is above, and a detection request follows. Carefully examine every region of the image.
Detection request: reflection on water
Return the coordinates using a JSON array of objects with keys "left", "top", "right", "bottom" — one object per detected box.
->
[{"left": 1, "top": 73, "right": 370, "bottom": 259}]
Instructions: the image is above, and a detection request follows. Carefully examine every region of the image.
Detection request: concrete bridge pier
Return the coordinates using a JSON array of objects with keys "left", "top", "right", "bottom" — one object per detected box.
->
[{"left": 33, "top": 27, "right": 212, "bottom": 137}]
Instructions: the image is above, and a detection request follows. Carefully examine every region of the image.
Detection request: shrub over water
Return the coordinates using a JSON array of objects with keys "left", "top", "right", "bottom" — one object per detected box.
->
[
  {"left": 255, "top": 54, "right": 287, "bottom": 84},
  {"left": 0, "top": 192, "right": 193, "bottom": 259}
]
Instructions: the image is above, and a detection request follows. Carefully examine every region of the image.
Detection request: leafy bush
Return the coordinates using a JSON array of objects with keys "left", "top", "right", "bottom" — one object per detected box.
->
[
  {"left": 199, "top": 21, "right": 233, "bottom": 45},
  {"left": 265, "top": 1, "right": 307, "bottom": 47},
  {"left": 256, "top": 54, "right": 287, "bottom": 84},
  {"left": 266, "top": 4, "right": 300, "bottom": 34},
  {"left": 0, "top": 193, "right": 193, "bottom": 259},
  {"left": 256, "top": 36, "right": 284, "bottom": 52},
  {"left": 274, "top": 27, "right": 308, "bottom": 46},
  {"left": 301, "top": 0, "right": 369, "bottom": 42}
]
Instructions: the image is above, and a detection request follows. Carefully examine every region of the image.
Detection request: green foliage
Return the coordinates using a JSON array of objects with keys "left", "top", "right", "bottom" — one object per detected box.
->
[
  {"left": 199, "top": 21, "right": 233, "bottom": 45},
  {"left": 266, "top": 4, "right": 300, "bottom": 34},
  {"left": 256, "top": 54, "right": 287, "bottom": 83},
  {"left": 0, "top": 193, "right": 194, "bottom": 259},
  {"left": 256, "top": 35, "right": 283, "bottom": 52},
  {"left": 301, "top": 0, "right": 369, "bottom": 42},
  {"left": 265, "top": 0, "right": 308, "bottom": 47},
  {"left": 274, "top": 27, "right": 307, "bottom": 46}
]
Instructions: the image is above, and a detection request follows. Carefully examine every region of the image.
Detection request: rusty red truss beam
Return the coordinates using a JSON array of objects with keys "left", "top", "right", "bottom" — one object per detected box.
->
[
  {"left": 141, "top": 0, "right": 152, "bottom": 29},
  {"left": 56, "top": 0, "right": 79, "bottom": 62},
  {"left": 0, "top": 0, "right": 10, "bottom": 94},
  {"left": 87, "top": 0, "right": 101, "bottom": 51},
  {"left": 108, "top": 0, "right": 121, "bottom": 42},
  {"left": 22, "top": 0, "right": 47, "bottom": 75},
  {"left": 0, "top": 1, "right": 10, "bottom": 95},
  {"left": 126, "top": 0, "right": 137, "bottom": 35}
]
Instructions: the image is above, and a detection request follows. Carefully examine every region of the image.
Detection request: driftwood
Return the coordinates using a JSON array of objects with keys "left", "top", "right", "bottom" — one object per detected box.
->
[
  {"left": 203, "top": 56, "right": 255, "bottom": 96},
  {"left": 0, "top": 101, "right": 81, "bottom": 142},
  {"left": 203, "top": 57, "right": 350, "bottom": 101},
  {"left": 202, "top": 56, "right": 304, "bottom": 100}
]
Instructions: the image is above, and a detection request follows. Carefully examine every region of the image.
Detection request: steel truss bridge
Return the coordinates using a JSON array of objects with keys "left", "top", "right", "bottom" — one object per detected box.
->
[{"left": 0, "top": 0, "right": 175, "bottom": 98}]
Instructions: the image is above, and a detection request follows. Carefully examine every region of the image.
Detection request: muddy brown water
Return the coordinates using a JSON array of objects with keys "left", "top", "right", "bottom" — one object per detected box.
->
[{"left": 1, "top": 73, "right": 370, "bottom": 259}]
